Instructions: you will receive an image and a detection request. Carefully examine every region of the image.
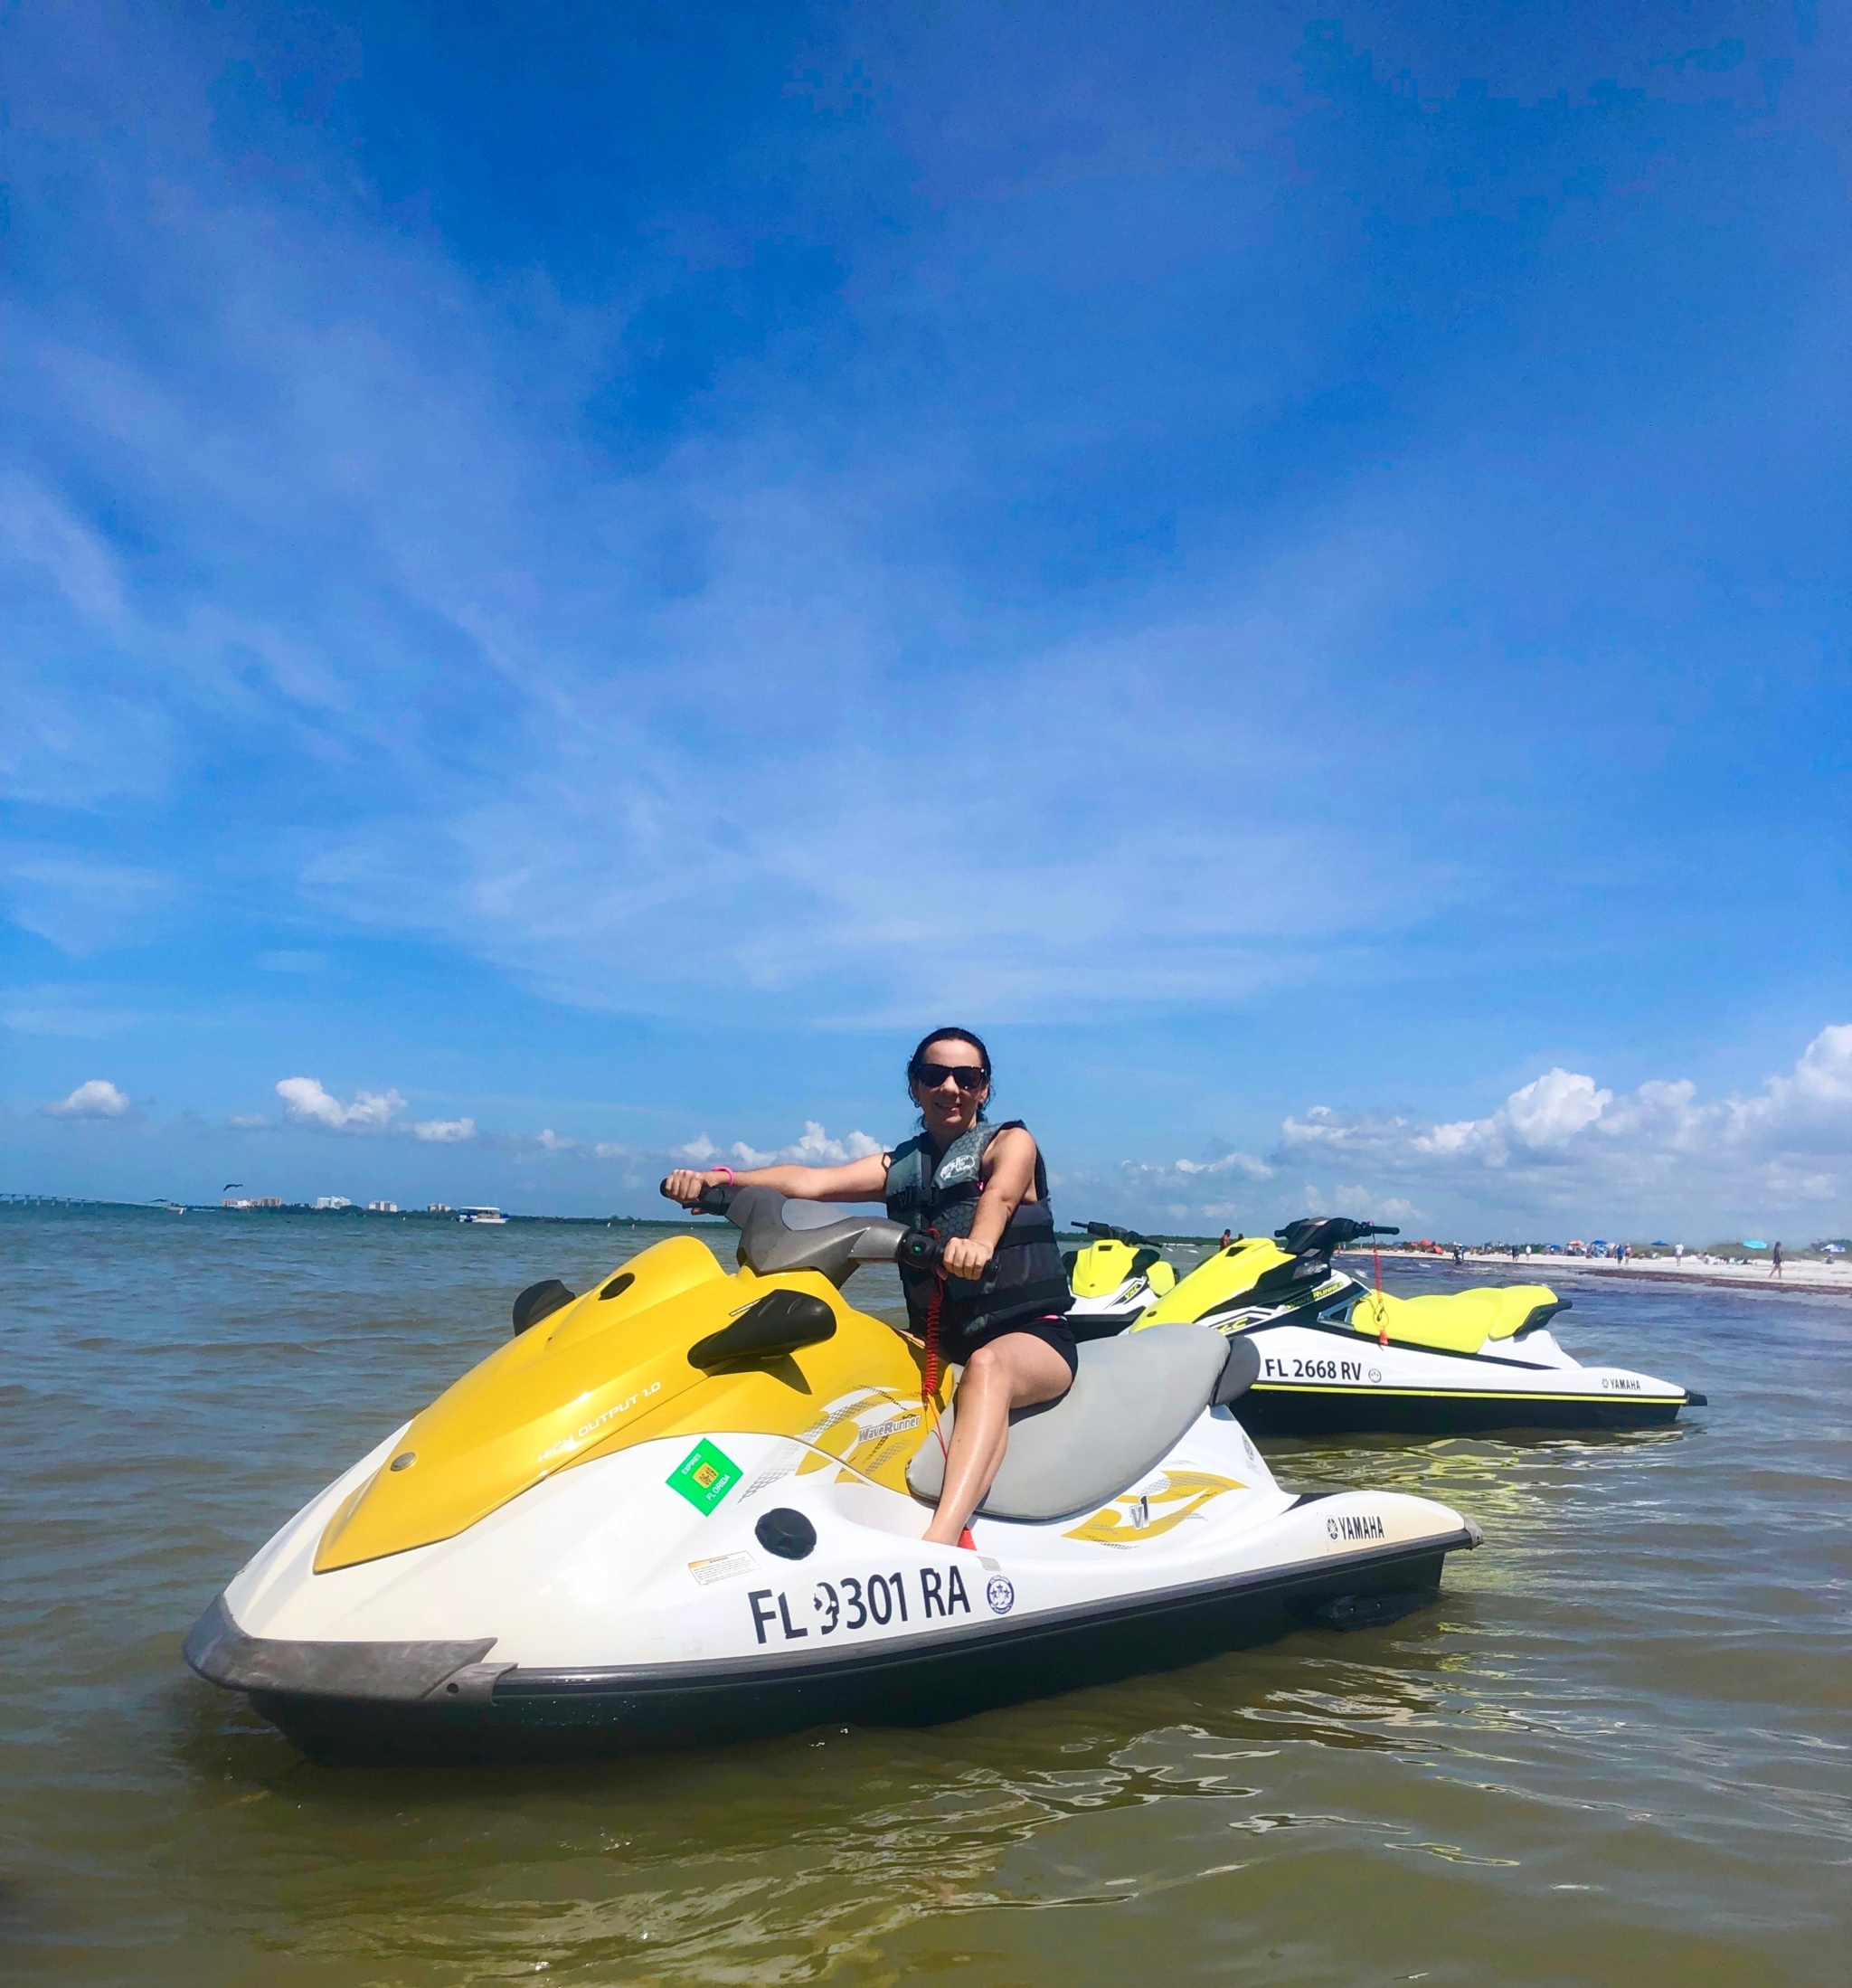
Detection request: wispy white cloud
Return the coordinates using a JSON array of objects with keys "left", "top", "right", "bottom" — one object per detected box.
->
[
  {"left": 0, "top": 848, "right": 181, "bottom": 958},
  {"left": 1, "top": 986, "right": 144, "bottom": 1037},
  {"left": 45, "top": 1077, "right": 135, "bottom": 1120},
  {"left": 0, "top": 469, "right": 130, "bottom": 635},
  {"left": 4, "top": 23, "right": 1450, "bottom": 1027}
]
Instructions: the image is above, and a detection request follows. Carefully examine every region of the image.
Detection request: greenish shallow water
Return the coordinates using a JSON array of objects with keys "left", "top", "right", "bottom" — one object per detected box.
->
[{"left": 3, "top": 1204, "right": 1848, "bottom": 1986}]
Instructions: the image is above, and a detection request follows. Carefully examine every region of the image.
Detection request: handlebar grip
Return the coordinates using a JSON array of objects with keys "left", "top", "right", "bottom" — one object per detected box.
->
[
  {"left": 658, "top": 1178, "right": 734, "bottom": 1216},
  {"left": 894, "top": 1228, "right": 946, "bottom": 1273}
]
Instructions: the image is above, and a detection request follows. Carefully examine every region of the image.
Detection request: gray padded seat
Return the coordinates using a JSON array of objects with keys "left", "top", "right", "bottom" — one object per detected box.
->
[{"left": 906, "top": 1325, "right": 1230, "bottom": 1522}]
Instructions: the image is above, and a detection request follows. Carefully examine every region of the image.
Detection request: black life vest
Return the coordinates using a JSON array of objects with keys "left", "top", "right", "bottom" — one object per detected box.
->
[{"left": 884, "top": 1119, "right": 1072, "bottom": 1343}]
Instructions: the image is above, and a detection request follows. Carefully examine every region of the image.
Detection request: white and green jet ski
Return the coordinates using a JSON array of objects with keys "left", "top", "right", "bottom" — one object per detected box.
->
[
  {"left": 184, "top": 1187, "right": 1481, "bottom": 1760},
  {"left": 1072, "top": 1216, "right": 1706, "bottom": 1435}
]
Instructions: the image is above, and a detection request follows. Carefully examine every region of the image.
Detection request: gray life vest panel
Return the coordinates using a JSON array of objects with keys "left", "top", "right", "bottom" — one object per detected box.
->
[{"left": 884, "top": 1119, "right": 1072, "bottom": 1342}]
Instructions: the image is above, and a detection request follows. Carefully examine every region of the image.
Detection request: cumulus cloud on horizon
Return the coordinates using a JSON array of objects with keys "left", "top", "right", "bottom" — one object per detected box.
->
[
  {"left": 672, "top": 1122, "right": 885, "bottom": 1170},
  {"left": 412, "top": 1115, "right": 477, "bottom": 1144},
  {"left": 44, "top": 1077, "right": 134, "bottom": 1120},
  {"left": 271, "top": 1076, "right": 477, "bottom": 1145},
  {"left": 112, "top": 1029, "right": 1852, "bottom": 1236},
  {"left": 275, "top": 1075, "right": 406, "bottom": 1131},
  {"left": 1082, "top": 1025, "right": 1852, "bottom": 1237}
]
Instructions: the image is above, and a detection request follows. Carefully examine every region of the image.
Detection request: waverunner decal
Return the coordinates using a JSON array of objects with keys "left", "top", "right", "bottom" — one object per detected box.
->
[
  {"left": 1063, "top": 1470, "right": 1243, "bottom": 1546},
  {"left": 784, "top": 1387, "right": 944, "bottom": 1495},
  {"left": 748, "top": 1566, "right": 974, "bottom": 1643}
]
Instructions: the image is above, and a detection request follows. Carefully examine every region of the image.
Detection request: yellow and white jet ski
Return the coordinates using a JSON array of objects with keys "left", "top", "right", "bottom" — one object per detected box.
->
[
  {"left": 1126, "top": 1218, "right": 1705, "bottom": 1434},
  {"left": 1063, "top": 1221, "right": 1177, "bottom": 1338},
  {"left": 184, "top": 1188, "right": 1481, "bottom": 1760}
]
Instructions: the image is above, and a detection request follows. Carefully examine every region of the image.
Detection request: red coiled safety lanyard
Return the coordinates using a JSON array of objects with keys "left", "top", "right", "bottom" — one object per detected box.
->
[
  {"left": 1372, "top": 1231, "right": 1388, "bottom": 1348},
  {"left": 921, "top": 1229, "right": 951, "bottom": 1459}
]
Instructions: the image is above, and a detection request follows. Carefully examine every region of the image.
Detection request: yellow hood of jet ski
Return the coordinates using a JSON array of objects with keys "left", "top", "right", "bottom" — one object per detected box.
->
[
  {"left": 313, "top": 1235, "right": 936, "bottom": 1573},
  {"left": 1139, "top": 1236, "right": 1296, "bottom": 1325},
  {"left": 1069, "top": 1235, "right": 1176, "bottom": 1300}
]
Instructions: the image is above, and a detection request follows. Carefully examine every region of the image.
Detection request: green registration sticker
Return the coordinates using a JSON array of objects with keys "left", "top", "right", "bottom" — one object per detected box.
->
[{"left": 667, "top": 1438, "right": 742, "bottom": 1515}]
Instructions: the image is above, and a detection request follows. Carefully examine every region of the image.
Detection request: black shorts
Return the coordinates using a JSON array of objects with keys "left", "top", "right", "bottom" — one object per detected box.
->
[{"left": 946, "top": 1313, "right": 1078, "bottom": 1387}]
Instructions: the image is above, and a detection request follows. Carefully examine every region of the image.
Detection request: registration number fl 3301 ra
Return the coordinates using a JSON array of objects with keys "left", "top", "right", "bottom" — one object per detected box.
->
[{"left": 748, "top": 1565, "right": 977, "bottom": 1644}]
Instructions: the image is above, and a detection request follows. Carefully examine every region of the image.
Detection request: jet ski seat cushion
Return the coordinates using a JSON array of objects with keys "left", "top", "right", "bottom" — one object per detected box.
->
[
  {"left": 1349, "top": 1284, "right": 1563, "bottom": 1356},
  {"left": 906, "top": 1325, "right": 1230, "bottom": 1522}
]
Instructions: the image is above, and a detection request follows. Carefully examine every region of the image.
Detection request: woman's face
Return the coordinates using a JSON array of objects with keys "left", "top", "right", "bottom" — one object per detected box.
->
[{"left": 911, "top": 1037, "right": 990, "bottom": 1143}]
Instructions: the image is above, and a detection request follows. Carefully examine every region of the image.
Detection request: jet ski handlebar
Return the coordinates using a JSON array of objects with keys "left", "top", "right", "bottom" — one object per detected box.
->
[
  {"left": 656, "top": 1179, "right": 750, "bottom": 1219},
  {"left": 659, "top": 1179, "right": 947, "bottom": 1283},
  {"left": 893, "top": 1227, "right": 949, "bottom": 1273}
]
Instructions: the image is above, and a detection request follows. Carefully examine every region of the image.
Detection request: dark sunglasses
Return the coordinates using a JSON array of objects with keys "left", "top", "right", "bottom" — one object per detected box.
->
[{"left": 914, "top": 1061, "right": 987, "bottom": 1092}]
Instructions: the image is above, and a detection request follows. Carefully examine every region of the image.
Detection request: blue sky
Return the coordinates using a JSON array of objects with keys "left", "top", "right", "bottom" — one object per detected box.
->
[{"left": 5, "top": 0, "right": 1848, "bottom": 1237}]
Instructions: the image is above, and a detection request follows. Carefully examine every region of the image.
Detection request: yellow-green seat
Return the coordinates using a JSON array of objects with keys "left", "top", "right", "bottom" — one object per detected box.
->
[
  {"left": 1070, "top": 1238, "right": 1176, "bottom": 1302},
  {"left": 1349, "top": 1284, "right": 1558, "bottom": 1356}
]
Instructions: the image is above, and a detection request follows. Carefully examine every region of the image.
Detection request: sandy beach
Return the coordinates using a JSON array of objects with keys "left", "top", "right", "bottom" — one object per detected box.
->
[{"left": 1343, "top": 1247, "right": 1852, "bottom": 1299}]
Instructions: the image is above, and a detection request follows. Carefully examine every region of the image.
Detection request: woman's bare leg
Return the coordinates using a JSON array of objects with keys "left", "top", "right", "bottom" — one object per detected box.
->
[{"left": 922, "top": 1333, "right": 1072, "bottom": 1546}]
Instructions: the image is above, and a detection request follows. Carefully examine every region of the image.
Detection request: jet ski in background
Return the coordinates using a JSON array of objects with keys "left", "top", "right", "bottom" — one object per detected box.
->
[
  {"left": 1063, "top": 1221, "right": 1179, "bottom": 1339},
  {"left": 184, "top": 1188, "right": 1481, "bottom": 1761},
  {"left": 1129, "top": 1216, "right": 1705, "bottom": 1434}
]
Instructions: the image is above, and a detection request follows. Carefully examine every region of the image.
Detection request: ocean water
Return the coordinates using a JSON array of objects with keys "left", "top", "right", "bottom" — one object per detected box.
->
[{"left": 3, "top": 1203, "right": 1847, "bottom": 1986}]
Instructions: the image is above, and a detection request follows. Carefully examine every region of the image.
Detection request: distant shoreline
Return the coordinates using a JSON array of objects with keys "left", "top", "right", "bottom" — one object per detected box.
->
[
  {"left": 1337, "top": 1246, "right": 1852, "bottom": 1300},
  {"left": 7, "top": 1198, "right": 1847, "bottom": 1300}
]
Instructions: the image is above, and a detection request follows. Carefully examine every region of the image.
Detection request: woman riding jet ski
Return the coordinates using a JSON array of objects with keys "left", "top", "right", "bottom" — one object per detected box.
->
[
  {"left": 1109, "top": 1217, "right": 1704, "bottom": 1434},
  {"left": 183, "top": 1201, "right": 1481, "bottom": 1759}
]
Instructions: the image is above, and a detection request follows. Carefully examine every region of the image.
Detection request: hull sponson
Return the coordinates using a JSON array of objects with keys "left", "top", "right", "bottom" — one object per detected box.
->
[
  {"left": 231, "top": 1531, "right": 1471, "bottom": 1762},
  {"left": 1238, "top": 1385, "right": 1689, "bottom": 1435}
]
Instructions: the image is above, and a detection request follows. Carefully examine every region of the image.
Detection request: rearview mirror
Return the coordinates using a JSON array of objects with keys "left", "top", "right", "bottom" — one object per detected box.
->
[{"left": 687, "top": 1290, "right": 836, "bottom": 1370}]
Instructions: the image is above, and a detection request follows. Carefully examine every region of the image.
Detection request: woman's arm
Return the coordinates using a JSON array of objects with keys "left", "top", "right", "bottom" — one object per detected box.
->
[
  {"left": 941, "top": 1126, "right": 1037, "bottom": 1277},
  {"left": 663, "top": 1151, "right": 890, "bottom": 1207}
]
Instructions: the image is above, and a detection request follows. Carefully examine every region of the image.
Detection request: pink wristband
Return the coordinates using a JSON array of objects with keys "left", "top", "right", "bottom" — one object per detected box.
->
[{"left": 713, "top": 1166, "right": 734, "bottom": 1184}]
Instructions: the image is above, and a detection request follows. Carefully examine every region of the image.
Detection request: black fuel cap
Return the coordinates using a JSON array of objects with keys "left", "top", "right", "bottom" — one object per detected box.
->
[{"left": 754, "top": 1509, "right": 817, "bottom": 1560}]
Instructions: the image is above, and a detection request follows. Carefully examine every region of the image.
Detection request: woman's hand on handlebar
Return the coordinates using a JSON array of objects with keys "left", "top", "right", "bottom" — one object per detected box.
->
[
  {"left": 662, "top": 1169, "right": 725, "bottom": 1207},
  {"left": 940, "top": 1234, "right": 993, "bottom": 1279}
]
